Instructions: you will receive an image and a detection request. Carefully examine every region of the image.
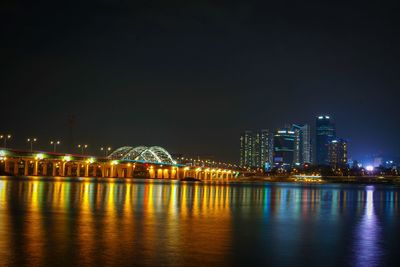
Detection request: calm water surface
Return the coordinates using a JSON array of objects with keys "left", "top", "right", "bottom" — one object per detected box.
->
[{"left": 0, "top": 177, "right": 399, "bottom": 267}]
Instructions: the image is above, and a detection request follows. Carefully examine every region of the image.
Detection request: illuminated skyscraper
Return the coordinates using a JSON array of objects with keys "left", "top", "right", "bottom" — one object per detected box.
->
[
  {"left": 328, "top": 138, "right": 348, "bottom": 168},
  {"left": 259, "top": 129, "right": 271, "bottom": 168},
  {"left": 292, "top": 124, "right": 312, "bottom": 165},
  {"left": 240, "top": 131, "right": 253, "bottom": 167},
  {"left": 273, "top": 129, "right": 295, "bottom": 166},
  {"left": 316, "top": 115, "right": 336, "bottom": 165},
  {"left": 254, "top": 132, "right": 261, "bottom": 168},
  {"left": 240, "top": 130, "right": 271, "bottom": 168}
]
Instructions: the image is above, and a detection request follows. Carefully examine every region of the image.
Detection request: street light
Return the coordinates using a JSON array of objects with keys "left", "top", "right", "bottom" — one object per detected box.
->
[
  {"left": 78, "top": 144, "right": 88, "bottom": 155},
  {"left": 100, "top": 146, "right": 112, "bottom": 157},
  {"left": 27, "top": 137, "right": 37, "bottom": 152},
  {"left": 0, "top": 134, "right": 12, "bottom": 148},
  {"left": 50, "top": 140, "right": 61, "bottom": 152}
]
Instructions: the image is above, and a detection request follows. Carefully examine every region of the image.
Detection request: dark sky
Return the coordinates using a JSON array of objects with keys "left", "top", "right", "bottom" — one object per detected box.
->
[{"left": 1, "top": 0, "right": 400, "bottom": 162}]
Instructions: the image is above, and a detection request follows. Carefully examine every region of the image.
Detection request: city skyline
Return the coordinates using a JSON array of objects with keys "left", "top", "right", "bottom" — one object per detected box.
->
[
  {"left": 0, "top": 112, "right": 397, "bottom": 165},
  {"left": 240, "top": 114, "right": 342, "bottom": 169}
]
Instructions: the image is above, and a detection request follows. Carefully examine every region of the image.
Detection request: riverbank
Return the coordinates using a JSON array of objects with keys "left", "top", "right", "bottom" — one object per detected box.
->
[{"left": 236, "top": 175, "right": 400, "bottom": 185}]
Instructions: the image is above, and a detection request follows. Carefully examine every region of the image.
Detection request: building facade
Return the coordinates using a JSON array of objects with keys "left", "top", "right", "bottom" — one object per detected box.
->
[
  {"left": 240, "top": 130, "right": 271, "bottom": 169},
  {"left": 328, "top": 139, "right": 348, "bottom": 169},
  {"left": 316, "top": 115, "right": 336, "bottom": 165},
  {"left": 273, "top": 129, "right": 295, "bottom": 166},
  {"left": 292, "top": 124, "right": 312, "bottom": 165},
  {"left": 240, "top": 131, "right": 253, "bottom": 168}
]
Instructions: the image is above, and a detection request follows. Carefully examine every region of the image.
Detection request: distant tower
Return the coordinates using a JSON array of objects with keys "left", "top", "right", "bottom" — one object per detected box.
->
[
  {"left": 259, "top": 129, "right": 271, "bottom": 168},
  {"left": 328, "top": 138, "right": 348, "bottom": 169},
  {"left": 240, "top": 131, "right": 253, "bottom": 167},
  {"left": 253, "top": 132, "right": 261, "bottom": 168},
  {"left": 240, "top": 130, "right": 271, "bottom": 169},
  {"left": 316, "top": 115, "right": 336, "bottom": 165},
  {"left": 292, "top": 124, "right": 312, "bottom": 165},
  {"left": 273, "top": 128, "right": 296, "bottom": 166}
]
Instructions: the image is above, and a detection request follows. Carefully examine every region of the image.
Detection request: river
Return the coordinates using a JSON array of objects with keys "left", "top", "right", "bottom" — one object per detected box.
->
[{"left": 0, "top": 177, "right": 399, "bottom": 266}]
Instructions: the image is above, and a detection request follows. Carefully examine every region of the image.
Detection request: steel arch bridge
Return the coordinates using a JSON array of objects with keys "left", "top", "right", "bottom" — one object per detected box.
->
[{"left": 108, "top": 146, "right": 177, "bottom": 165}]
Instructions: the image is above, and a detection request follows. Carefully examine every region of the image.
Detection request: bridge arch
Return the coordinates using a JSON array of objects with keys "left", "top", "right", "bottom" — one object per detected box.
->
[{"left": 108, "top": 146, "right": 176, "bottom": 165}]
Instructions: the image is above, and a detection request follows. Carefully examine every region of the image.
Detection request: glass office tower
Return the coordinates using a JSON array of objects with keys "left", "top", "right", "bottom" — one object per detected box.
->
[{"left": 316, "top": 115, "right": 336, "bottom": 165}]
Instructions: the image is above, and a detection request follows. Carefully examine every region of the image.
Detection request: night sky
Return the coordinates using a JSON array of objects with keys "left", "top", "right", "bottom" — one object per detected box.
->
[{"left": 1, "top": 0, "right": 400, "bottom": 162}]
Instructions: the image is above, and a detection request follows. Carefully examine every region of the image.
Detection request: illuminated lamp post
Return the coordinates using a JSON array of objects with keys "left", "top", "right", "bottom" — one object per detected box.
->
[
  {"left": 100, "top": 146, "right": 112, "bottom": 157},
  {"left": 27, "top": 137, "right": 37, "bottom": 152},
  {"left": 78, "top": 144, "right": 88, "bottom": 155},
  {"left": 50, "top": 140, "right": 61, "bottom": 152},
  {"left": 0, "top": 134, "right": 12, "bottom": 148}
]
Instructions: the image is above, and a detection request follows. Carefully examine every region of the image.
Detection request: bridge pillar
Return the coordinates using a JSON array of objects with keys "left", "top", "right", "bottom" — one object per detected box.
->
[
  {"left": 163, "top": 169, "right": 169, "bottom": 179},
  {"left": 110, "top": 165, "right": 115, "bottom": 178},
  {"left": 84, "top": 164, "right": 89, "bottom": 177},
  {"left": 33, "top": 161, "right": 38, "bottom": 176},
  {"left": 67, "top": 164, "right": 72, "bottom": 176},
  {"left": 42, "top": 163, "right": 47, "bottom": 176},
  {"left": 24, "top": 160, "right": 29, "bottom": 176},
  {"left": 60, "top": 162, "right": 66, "bottom": 177},
  {"left": 149, "top": 168, "right": 155, "bottom": 178},
  {"left": 127, "top": 165, "right": 132, "bottom": 178},
  {"left": 76, "top": 164, "right": 81, "bottom": 177},
  {"left": 4, "top": 159, "right": 10, "bottom": 173},
  {"left": 116, "top": 166, "right": 121, "bottom": 178},
  {"left": 91, "top": 166, "right": 97, "bottom": 177},
  {"left": 171, "top": 168, "right": 177, "bottom": 179},
  {"left": 13, "top": 160, "right": 19, "bottom": 175},
  {"left": 156, "top": 168, "right": 162, "bottom": 179},
  {"left": 52, "top": 163, "right": 57, "bottom": 176},
  {"left": 177, "top": 169, "right": 183, "bottom": 179},
  {"left": 101, "top": 165, "right": 106, "bottom": 178}
]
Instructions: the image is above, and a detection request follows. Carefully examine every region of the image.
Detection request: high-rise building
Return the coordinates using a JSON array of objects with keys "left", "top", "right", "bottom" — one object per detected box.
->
[
  {"left": 253, "top": 132, "right": 261, "bottom": 168},
  {"left": 240, "top": 130, "right": 271, "bottom": 168},
  {"left": 240, "top": 131, "right": 253, "bottom": 168},
  {"left": 316, "top": 115, "right": 336, "bottom": 165},
  {"left": 273, "top": 129, "right": 295, "bottom": 166},
  {"left": 259, "top": 129, "right": 271, "bottom": 169},
  {"left": 328, "top": 138, "right": 348, "bottom": 168},
  {"left": 292, "top": 124, "right": 312, "bottom": 165}
]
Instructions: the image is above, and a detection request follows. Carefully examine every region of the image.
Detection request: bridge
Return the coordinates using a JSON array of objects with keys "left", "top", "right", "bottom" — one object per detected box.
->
[{"left": 0, "top": 146, "right": 241, "bottom": 180}]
